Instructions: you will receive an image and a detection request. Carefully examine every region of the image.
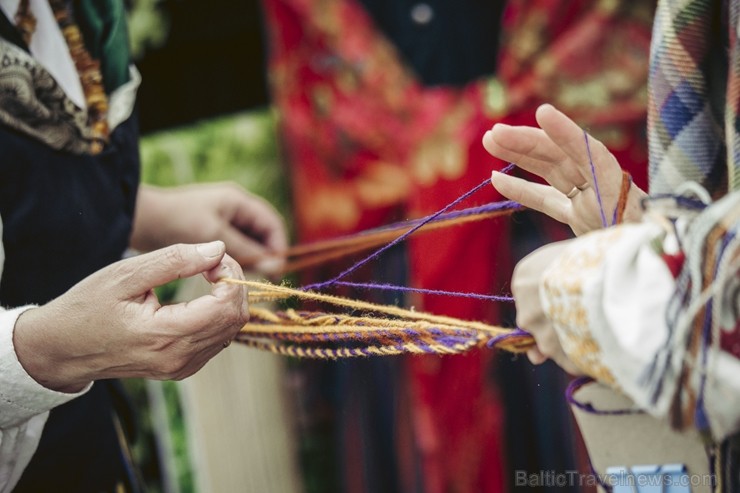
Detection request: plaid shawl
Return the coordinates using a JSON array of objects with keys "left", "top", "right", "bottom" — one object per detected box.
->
[{"left": 649, "top": 0, "right": 740, "bottom": 195}]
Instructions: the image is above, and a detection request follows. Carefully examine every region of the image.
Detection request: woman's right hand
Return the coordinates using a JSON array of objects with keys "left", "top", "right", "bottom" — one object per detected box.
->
[
  {"left": 511, "top": 240, "right": 583, "bottom": 376},
  {"left": 13, "top": 241, "right": 248, "bottom": 393}
]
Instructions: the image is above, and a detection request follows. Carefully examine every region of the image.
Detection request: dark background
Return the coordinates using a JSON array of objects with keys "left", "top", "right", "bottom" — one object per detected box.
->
[{"left": 135, "top": 0, "right": 269, "bottom": 134}]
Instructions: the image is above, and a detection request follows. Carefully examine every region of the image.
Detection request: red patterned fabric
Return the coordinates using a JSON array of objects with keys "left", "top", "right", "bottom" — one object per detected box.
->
[{"left": 262, "top": 0, "right": 655, "bottom": 491}]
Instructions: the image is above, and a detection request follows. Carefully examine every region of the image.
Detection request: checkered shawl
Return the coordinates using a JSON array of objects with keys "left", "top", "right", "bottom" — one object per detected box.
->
[{"left": 649, "top": 0, "right": 740, "bottom": 194}]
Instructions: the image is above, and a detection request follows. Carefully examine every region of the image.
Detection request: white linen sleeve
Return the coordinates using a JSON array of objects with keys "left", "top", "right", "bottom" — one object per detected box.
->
[
  {"left": 0, "top": 216, "right": 91, "bottom": 492},
  {"left": 540, "top": 191, "right": 740, "bottom": 441}
]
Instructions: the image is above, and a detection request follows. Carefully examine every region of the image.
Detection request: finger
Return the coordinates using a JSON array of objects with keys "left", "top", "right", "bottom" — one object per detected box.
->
[
  {"left": 535, "top": 104, "right": 623, "bottom": 191},
  {"left": 204, "top": 253, "right": 245, "bottom": 284},
  {"left": 551, "top": 351, "right": 585, "bottom": 377},
  {"left": 155, "top": 256, "right": 248, "bottom": 335},
  {"left": 528, "top": 323, "right": 583, "bottom": 376},
  {"left": 220, "top": 227, "right": 286, "bottom": 275},
  {"left": 230, "top": 193, "right": 289, "bottom": 253},
  {"left": 113, "top": 242, "right": 226, "bottom": 298},
  {"left": 485, "top": 124, "right": 567, "bottom": 162},
  {"left": 174, "top": 344, "right": 225, "bottom": 380},
  {"left": 527, "top": 347, "right": 548, "bottom": 365},
  {"left": 220, "top": 226, "right": 269, "bottom": 264},
  {"left": 150, "top": 339, "right": 231, "bottom": 381},
  {"left": 491, "top": 171, "right": 571, "bottom": 225},
  {"left": 154, "top": 284, "right": 247, "bottom": 341},
  {"left": 199, "top": 254, "right": 249, "bottom": 315},
  {"left": 483, "top": 125, "right": 580, "bottom": 194},
  {"left": 483, "top": 123, "right": 570, "bottom": 190}
]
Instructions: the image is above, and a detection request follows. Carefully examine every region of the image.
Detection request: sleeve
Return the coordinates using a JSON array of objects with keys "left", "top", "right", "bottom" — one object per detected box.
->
[
  {"left": 0, "top": 216, "right": 91, "bottom": 492},
  {"left": 540, "top": 191, "right": 740, "bottom": 442}
]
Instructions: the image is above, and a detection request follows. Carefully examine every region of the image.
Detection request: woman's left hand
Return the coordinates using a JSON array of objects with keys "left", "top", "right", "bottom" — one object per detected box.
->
[
  {"left": 131, "top": 182, "right": 288, "bottom": 275},
  {"left": 484, "top": 104, "right": 646, "bottom": 236}
]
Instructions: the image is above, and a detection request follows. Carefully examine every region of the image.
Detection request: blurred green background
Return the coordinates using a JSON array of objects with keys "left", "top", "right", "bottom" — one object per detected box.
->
[
  {"left": 126, "top": 2, "right": 290, "bottom": 491},
  {"left": 127, "top": 109, "right": 291, "bottom": 493}
]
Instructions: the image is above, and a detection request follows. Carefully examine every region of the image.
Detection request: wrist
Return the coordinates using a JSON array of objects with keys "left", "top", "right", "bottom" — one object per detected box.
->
[{"left": 13, "top": 306, "right": 93, "bottom": 393}]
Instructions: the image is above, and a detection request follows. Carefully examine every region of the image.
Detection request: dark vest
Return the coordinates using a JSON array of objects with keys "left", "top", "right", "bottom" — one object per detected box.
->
[{"left": 0, "top": 116, "right": 142, "bottom": 492}]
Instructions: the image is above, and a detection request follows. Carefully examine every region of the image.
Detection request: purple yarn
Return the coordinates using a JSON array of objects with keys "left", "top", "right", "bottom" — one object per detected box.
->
[
  {"left": 332, "top": 281, "right": 515, "bottom": 302},
  {"left": 565, "top": 377, "right": 642, "bottom": 416},
  {"left": 694, "top": 231, "right": 734, "bottom": 433},
  {"left": 645, "top": 194, "right": 708, "bottom": 211},
  {"left": 584, "top": 131, "right": 609, "bottom": 228},
  {"left": 486, "top": 327, "right": 531, "bottom": 348},
  {"left": 292, "top": 201, "right": 522, "bottom": 258},
  {"left": 414, "top": 341, "right": 433, "bottom": 353},
  {"left": 303, "top": 164, "right": 515, "bottom": 292},
  {"left": 372, "top": 200, "right": 523, "bottom": 233},
  {"left": 437, "top": 335, "right": 476, "bottom": 347}
]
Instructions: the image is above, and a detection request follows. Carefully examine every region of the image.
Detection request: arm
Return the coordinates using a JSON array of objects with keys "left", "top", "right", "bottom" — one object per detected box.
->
[
  {"left": 130, "top": 183, "right": 288, "bottom": 275},
  {"left": 1, "top": 215, "right": 250, "bottom": 490},
  {"left": 0, "top": 308, "right": 90, "bottom": 493},
  {"left": 0, "top": 218, "right": 87, "bottom": 492}
]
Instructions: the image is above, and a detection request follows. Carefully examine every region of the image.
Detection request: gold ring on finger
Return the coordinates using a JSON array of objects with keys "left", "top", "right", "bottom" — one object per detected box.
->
[
  {"left": 566, "top": 186, "right": 580, "bottom": 199},
  {"left": 566, "top": 182, "right": 590, "bottom": 199}
]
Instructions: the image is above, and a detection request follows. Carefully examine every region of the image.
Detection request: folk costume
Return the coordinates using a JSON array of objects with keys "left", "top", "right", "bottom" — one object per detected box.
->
[
  {"left": 0, "top": 1, "right": 142, "bottom": 491},
  {"left": 262, "top": 0, "right": 656, "bottom": 491},
  {"left": 540, "top": 0, "right": 740, "bottom": 490}
]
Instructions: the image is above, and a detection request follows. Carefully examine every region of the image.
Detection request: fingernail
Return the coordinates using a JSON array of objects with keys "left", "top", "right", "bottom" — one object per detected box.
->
[
  {"left": 212, "top": 267, "right": 235, "bottom": 295},
  {"left": 254, "top": 258, "right": 283, "bottom": 275},
  {"left": 197, "top": 241, "right": 225, "bottom": 259}
]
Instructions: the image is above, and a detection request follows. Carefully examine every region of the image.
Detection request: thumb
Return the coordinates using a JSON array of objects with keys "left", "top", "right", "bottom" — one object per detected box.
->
[{"left": 115, "top": 241, "right": 226, "bottom": 297}]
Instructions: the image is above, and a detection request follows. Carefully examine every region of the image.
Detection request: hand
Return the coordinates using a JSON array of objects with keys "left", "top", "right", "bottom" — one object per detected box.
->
[
  {"left": 13, "top": 241, "right": 248, "bottom": 393},
  {"left": 512, "top": 240, "right": 583, "bottom": 375},
  {"left": 483, "top": 104, "right": 646, "bottom": 235},
  {"left": 131, "top": 182, "right": 288, "bottom": 275}
]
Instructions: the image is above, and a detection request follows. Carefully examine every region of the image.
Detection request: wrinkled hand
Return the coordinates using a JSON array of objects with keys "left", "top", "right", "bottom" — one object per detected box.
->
[
  {"left": 512, "top": 240, "right": 583, "bottom": 375},
  {"left": 13, "top": 241, "right": 248, "bottom": 393},
  {"left": 131, "top": 182, "right": 288, "bottom": 275},
  {"left": 483, "top": 104, "right": 645, "bottom": 236}
]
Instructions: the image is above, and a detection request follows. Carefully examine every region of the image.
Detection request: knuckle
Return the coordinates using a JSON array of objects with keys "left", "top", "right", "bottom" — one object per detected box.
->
[
  {"left": 199, "top": 221, "right": 221, "bottom": 240},
  {"left": 162, "top": 245, "right": 187, "bottom": 267},
  {"left": 218, "top": 293, "right": 249, "bottom": 324},
  {"left": 220, "top": 181, "right": 244, "bottom": 198},
  {"left": 109, "top": 259, "right": 137, "bottom": 284},
  {"left": 515, "top": 313, "right": 533, "bottom": 332}
]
